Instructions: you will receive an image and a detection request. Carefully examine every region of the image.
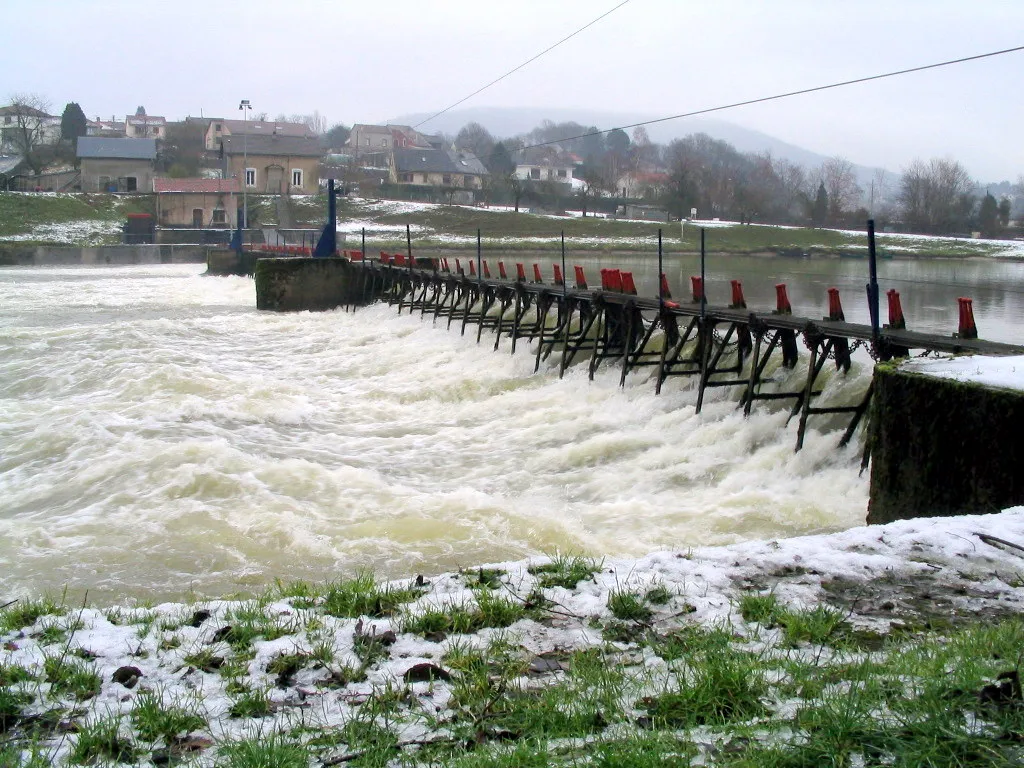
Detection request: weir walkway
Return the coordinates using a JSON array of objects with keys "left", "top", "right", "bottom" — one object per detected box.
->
[{"left": 277, "top": 246, "right": 1021, "bottom": 453}]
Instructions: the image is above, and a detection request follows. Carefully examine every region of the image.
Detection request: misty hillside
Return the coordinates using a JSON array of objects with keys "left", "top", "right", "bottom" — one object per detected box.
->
[{"left": 387, "top": 106, "right": 893, "bottom": 191}]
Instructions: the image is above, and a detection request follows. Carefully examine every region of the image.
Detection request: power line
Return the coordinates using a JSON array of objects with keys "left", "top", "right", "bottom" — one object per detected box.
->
[
  {"left": 511, "top": 44, "right": 1024, "bottom": 154},
  {"left": 413, "top": 0, "right": 631, "bottom": 130}
]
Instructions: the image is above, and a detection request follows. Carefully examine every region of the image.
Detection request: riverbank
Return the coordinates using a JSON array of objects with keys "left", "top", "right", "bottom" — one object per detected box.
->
[{"left": 4, "top": 508, "right": 1024, "bottom": 767}]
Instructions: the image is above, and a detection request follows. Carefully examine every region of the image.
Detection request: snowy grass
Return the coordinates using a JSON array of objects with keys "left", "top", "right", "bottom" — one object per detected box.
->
[{"left": 4, "top": 510, "right": 1024, "bottom": 766}]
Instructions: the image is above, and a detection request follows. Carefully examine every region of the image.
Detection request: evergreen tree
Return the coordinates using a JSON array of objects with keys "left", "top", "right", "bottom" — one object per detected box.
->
[
  {"left": 978, "top": 192, "right": 999, "bottom": 237},
  {"left": 60, "top": 103, "right": 88, "bottom": 146},
  {"left": 488, "top": 141, "right": 516, "bottom": 176},
  {"left": 812, "top": 182, "right": 828, "bottom": 227},
  {"left": 998, "top": 197, "right": 1012, "bottom": 228}
]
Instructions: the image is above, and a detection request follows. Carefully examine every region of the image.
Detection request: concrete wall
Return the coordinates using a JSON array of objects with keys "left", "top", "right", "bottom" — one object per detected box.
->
[
  {"left": 80, "top": 158, "right": 155, "bottom": 192},
  {"left": 867, "top": 363, "right": 1024, "bottom": 524},
  {"left": 254, "top": 257, "right": 365, "bottom": 311},
  {"left": 0, "top": 244, "right": 207, "bottom": 266}
]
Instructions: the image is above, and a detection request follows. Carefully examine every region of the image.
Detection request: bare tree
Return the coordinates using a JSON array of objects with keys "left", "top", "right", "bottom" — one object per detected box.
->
[
  {"left": 455, "top": 122, "right": 495, "bottom": 166},
  {"left": 817, "top": 156, "right": 862, "bottom": 225},
  {"left": 4, "top": 93, "right": 55, "bottom": 174},
  {"left": 898, "top": 157, "right": 975, "bottom": 234}
]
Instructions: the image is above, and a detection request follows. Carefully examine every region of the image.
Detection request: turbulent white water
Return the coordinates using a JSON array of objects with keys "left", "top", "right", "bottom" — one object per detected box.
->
[{"left": 0, "top": 264, "right": 873, "bottom": 602}]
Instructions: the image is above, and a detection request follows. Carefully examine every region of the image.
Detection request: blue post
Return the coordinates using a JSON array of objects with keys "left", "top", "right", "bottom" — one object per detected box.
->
[{"left": 313, "top": 179, "right": 337, "bottom": 257}]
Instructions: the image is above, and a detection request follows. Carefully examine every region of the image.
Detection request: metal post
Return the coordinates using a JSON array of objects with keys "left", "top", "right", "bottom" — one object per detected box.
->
[
  {"left": 560, "top": 231, "right": 566, "bottom": 301},
  {"left": 477, "top": 228, "right": 482, "bottom": 290},
  {"left": 657, "top": 229, "right": 663, "bottom": 306},
  {"left": 406, "top": 223, "right": 413, "bottom": 270},
  {"left": 866, "top": 219, "right": 880, "bottom": 343}
]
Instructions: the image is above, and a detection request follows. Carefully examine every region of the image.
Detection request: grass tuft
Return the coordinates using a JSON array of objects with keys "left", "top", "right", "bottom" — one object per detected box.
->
[{"left": 528, "top": 553, "right": 600, "bottom": 589}]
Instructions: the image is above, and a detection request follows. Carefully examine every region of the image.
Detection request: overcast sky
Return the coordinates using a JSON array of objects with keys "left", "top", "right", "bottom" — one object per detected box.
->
[{"left": 3, "top": 0, "right": 1021, "bottom": 181}]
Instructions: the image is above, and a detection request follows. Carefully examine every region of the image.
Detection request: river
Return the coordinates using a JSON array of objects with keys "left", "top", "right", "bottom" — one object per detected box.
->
[{"left": 1, "top": 257, "right": 1021, "bottom": 602}]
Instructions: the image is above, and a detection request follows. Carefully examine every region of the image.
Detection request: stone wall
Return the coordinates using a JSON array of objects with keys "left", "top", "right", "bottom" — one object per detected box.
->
[{"left": 867, "top": 363, "right": 1024, "bottom": 524}]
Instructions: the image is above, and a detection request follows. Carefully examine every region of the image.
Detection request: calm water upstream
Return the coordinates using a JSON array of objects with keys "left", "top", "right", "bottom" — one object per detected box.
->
[{"left": 1, "top": 258, "right": 1022, "bottom": 602}]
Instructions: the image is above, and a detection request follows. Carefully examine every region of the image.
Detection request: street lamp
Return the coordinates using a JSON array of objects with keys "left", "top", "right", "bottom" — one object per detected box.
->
[{"left": 239, "top": 99, "right": 251, "bottom": 231}]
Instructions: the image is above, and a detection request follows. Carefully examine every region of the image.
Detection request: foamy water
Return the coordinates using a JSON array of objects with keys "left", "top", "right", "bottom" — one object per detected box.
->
[{"left": 0, "top": 264, "right": 875, "bottom": 602}]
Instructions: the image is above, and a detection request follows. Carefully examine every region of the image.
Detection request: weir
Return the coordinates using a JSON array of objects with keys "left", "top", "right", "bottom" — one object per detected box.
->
[{"left": 279, "top": 248, "right": 1020, "bottom": 450}]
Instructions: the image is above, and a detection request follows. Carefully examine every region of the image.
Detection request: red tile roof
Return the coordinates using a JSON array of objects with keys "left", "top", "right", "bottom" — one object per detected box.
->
[{"left": 153, "top": 177, "right": 241, "bottom": 194}]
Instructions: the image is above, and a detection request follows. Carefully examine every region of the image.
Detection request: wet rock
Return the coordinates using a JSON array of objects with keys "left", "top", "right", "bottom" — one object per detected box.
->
[
  {"left": 211, "top": 626, "right": 233, "bottom": 643},
  {"left": 112, "top": 666, "right": 143, "bottom": 688},
  {"left": 188, "top": 610, "right": 212, "bottom": 628},
  {"left": 377, "top": 630, "right": 398, "bottom": 646},
  {"left": 424, "top": 631, "right": 447, "bottom": 643},
  {"left": 403, "top": 663, "right": 451, "bottom": 683},
  {"left": 527, "top": 655, "right": 567, "bottom": 676}
]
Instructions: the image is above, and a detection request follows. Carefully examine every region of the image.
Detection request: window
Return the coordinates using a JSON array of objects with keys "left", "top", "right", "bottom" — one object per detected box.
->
[
  {"left": 291, "top": 168, "right": 303, "bottom": 188},
  {"left": 557, "top": 169, "right": 567, "bottom": 178},
  {"left": 212, "top": 209, "right": 226, "bottom": 224},
  {"left": 245, "top": 168, "right": 256, "bottom": 187},
  {"left": 546, "top": 169, "right": 553, "bottom": 179},
  {"left": 530, "top": 168, "right": 540, "bottom": 180},
  {"left": 442, "top": 174, "right": 451, "bottom": 185},
  {"left": 464, "top": 175, "right": 473, "bottom": 186},
  {"left": 214, "top": 123, "right": 221, "bottom": 132},
  {"left": 125, "top": 177, "right": 137, "bottom": 192},
  {"left": 364, "top": 138, "right": 370, "bottom": 145},
  {"left": 421, "top": 174, "right": 428, "bottom": 184},
  {"left": 381, "top": 138, "right": 388, "bottom": 147},
  {"left": 400, "top": 173, "right": 413, "bottom": 183}
]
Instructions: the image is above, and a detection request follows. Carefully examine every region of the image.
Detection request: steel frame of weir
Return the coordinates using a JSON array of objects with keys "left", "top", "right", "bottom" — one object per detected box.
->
[{"left": 345, "top": 258, "right": 1024, "bottom": 453}]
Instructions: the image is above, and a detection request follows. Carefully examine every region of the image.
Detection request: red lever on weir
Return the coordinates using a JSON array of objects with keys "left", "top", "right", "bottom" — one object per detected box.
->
[
  {"left": 553, "top": 264, "right": 564, "bottom": 286},
  {"left": 533, "top": 264, "right": 543, "bottom": 283},
  {"left": 498, "top": 261, "right": 507, "bottom": 279},
  {"left": 516, "top": 263, "right": 526, "bottom": 281},
  {"left": 621, "top": 272, "right": 637, "bottom": 295},
  {"left": 574, "top": 265, "right": 588, "bottom": 289},
  {"left": 468, "top": 260, "right": 476, "bottom": 276},
  {"left": 730, "top": 280, "right": 746, "bottom": 308},
  {"left": 957, "top": 297, "right": 978, "bottom": 339},
  {"left": 454, "top": 258, "right": 462, "bottom": 274},
  {"left": 775, "top": 283, "right": 792, "bottom": 314},
  {"left": 690, "top": 276, "right": 704, "bottom": 303},
  {"left": 660, "top": 273, "right": 672, "bottom": 300},
  {"left": 886, "top": 289, "right": 905, "bottom": 329},
  {"left": 483, "top": 261, "right": 491, "bottom": 278},
  {"left": 827, "top": 287, "right": 845, "bottom": 322}
]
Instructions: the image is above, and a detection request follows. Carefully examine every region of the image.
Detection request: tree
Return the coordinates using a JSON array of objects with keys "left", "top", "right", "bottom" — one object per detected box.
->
[
  {"left": 160, "top": 120, "right": 205, "bottom": 176},
  {"left": 488, "top": 141, "right": 515, "bottom": 176},
  {"left": 811, "top": 182, "right": 828, "bottom": 227},
  {"left": 978, "top": 192, "right": 999, "bottom": 237},
  {"left": 818, "top": 157, "right": 862, "bottom": 225},
  {"left": 606, "top": 128, "right": 630, "bottom": 157},
  {"left": 455, "top": 122, "right": 495, "bottom": 167},
  {"left": 898, "top": 157, "right": 975, "bottom": 234},
  {"left": 4, "top": 93, "right": 55, "bottom": 174},
  {"left": 59, "top": 102, "right": 88, "bottom": 146},
  {"left": 321, "top": 123, "right": 351, "bottom": 150},
  {"left": 998, "top": 197, "right": 1012, "bottom": 229}
]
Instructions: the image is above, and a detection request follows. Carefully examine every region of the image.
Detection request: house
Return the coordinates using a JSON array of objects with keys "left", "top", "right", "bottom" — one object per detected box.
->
[
  {"left": 87, "top": 118, "right": 126, "bottom": 138},
  {"left": 0, "top": 104, "right": 60, "bottom": 153},
  {"left": 205, "top": 118, "right": 314, "bottom": 152},
  {"left": 77, "top": 137, "right": 157, "bottom": 192},
  {"left": 124, "top": 107, "right": 166, "bottom": 139},
  {"left": 347, "top": 124, "right": 433, "bottom": 155},
  {"left": 513, "top": 147, "right": 581, "bottom": 188},
  {"left": 221, "top": 134, "right": 321, "bottom": 194},
  {"left": 390, "top": 147, "right": 488, "bottom": 190},
  {"left": 153, "top": 177, "right": 240, "bottom": 228}
]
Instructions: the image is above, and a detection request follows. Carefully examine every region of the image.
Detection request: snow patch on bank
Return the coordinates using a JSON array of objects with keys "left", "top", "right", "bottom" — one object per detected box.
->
[{"left": 902, "top": 353, "right": 1024, "bottom": 392}]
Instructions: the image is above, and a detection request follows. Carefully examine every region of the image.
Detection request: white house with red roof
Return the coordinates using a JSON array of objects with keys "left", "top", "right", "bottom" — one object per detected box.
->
[
  {"left": 153, "top": 177, "right": 240, "bottom": 228},
  {"left": 125, "top": 107, "right": 166, "bottom": 139}
]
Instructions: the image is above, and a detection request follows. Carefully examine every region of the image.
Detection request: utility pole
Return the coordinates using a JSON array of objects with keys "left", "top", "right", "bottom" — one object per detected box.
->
[{"left": 239, "top": 99, "right": 251, "bottom": 231}]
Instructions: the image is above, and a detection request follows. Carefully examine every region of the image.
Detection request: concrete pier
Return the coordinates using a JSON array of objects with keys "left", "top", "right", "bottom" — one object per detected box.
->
[
  {"left": 254, "top": 257, "right": 364, "bottom": 311},
  {"left": 867, "top": 360, "right": 1024, "bottom": 524}
]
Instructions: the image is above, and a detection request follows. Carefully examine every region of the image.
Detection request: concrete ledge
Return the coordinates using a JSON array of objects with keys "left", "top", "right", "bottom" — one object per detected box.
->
[
  {"left": 254, "top": 257, "right": 364, "bottom": 311},
  {"left": 867, "top": 361, "right": 1024, "bottom": 524},
  {"left": 0, "top": 244, "right": 207, "bottom": 266}
]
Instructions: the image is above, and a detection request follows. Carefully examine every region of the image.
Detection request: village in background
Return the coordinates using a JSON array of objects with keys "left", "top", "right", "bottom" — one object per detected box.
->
[{"left": 1, "top": 95, "right": 1022, "bottom": 245}]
